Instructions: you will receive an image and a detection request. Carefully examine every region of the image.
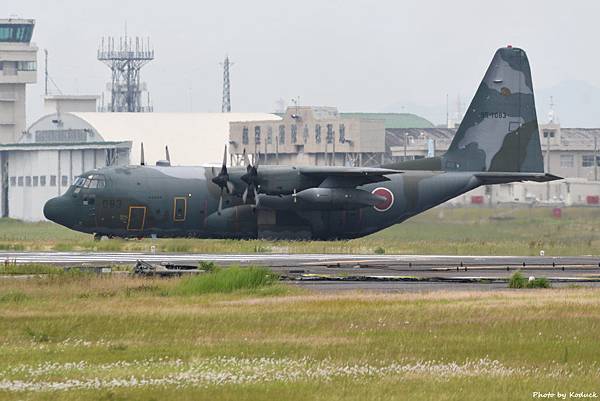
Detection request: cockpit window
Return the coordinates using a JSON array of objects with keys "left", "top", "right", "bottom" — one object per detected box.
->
[{"left": 74, "top": 175, "right": 106, "bottom": 189}]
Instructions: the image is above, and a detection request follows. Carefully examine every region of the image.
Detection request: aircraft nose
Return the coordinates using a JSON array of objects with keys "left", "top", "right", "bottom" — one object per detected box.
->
[{"left": 43, "top": 196, "right": 66, "bottom": 224}]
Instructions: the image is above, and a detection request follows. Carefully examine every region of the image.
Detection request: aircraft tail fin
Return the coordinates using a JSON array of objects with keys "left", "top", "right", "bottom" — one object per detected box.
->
[{"left": 443, "top": 46, "right": 544, "bottom": 173}]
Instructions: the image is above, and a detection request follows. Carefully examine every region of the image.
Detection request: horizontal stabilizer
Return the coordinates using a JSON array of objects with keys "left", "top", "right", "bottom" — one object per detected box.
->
[{"left": 474, "top": 172, "right": 562, "bottom": 184}]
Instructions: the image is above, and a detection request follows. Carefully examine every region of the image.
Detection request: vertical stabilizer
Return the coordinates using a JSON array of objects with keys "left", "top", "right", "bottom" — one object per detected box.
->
[{"left": 443, "top": 47, "right": 543, "bottom": 173}]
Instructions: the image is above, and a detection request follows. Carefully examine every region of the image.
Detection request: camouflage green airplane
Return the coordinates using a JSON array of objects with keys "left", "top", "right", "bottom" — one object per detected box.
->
[{"left": 44, "top": 46, "right": 560, "bottom": 240}]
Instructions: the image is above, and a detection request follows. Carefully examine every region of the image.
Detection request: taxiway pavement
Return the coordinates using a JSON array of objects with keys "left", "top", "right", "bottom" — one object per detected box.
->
[{"left": 2, "top": 252, "right": 599, "bottom": 291}]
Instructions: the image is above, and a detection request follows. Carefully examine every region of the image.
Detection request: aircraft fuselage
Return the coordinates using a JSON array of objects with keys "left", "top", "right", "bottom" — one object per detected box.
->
[{"left": 43, "top": 165, "right": 480, "bottom": 240}]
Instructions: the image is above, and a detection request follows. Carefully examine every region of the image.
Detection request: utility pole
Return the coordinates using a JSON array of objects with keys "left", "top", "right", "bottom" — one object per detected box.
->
[
  {"left": 44, "top": 49, "right": 48, "bottom": 96},
  {"left": 221, "top": 55, "right": 232, "bottom": 112}
]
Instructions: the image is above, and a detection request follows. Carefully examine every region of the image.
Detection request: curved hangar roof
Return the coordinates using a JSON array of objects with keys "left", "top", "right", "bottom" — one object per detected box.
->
[{"left": 26, "top": 112, "right": 282, "bottom": 166}]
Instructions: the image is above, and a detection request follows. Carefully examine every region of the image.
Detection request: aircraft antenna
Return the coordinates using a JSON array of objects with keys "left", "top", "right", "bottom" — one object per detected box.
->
[{"left": 98, "top": 31, "right": 154, "bottom": 112}]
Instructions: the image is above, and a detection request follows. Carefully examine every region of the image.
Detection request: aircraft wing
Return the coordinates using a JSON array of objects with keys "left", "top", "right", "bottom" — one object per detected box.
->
[{"left": 299, "top": 166, "right": 402, "bottom": 188}]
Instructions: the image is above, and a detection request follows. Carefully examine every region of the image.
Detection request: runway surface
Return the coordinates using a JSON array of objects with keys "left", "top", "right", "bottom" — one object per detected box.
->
[{"left": 2, "top": 252, "right": 600, "bottom": 291}]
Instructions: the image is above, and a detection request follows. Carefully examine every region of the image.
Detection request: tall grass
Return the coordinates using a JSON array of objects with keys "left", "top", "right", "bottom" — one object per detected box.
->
[
  {"left": 174, "top": 266, "right": 279, "bottom": 295},
  {"left": 508, "top": 271, "right": 551, "bottom": 288},
  {"left": 0, "top": 263, "right": 61, "bottom": 275},
  {"left": 508, "top": 271, "right": 526, "bottom": 288}
]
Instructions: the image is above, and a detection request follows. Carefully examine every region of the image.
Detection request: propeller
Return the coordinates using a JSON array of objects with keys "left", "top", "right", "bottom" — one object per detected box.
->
[
  {"left": 140, "top": 142, "right": 145, "bottom": 166},
  {"left": 165, "top": 146, "right": 170, "bottom": 163},
  {"left": 241, "top": 149, "right": 260, "bottom": 205},
  {"left": 211, "top": 145, "right": 234, "bottom": 214}
]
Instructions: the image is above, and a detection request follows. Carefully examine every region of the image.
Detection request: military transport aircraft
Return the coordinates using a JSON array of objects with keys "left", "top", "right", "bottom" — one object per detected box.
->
[{"left": 44, "top": 46, "right": 560, "bottom": 240}]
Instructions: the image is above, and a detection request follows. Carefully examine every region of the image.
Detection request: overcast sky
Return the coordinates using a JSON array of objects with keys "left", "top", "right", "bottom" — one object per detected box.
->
[{"left": 9, "top": 0, "right": 600, "bottom": 125}]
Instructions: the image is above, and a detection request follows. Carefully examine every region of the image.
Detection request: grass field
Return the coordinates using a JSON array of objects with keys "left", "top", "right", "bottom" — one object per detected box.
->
[
  {"left": 0, "top": 206, "right": 599, "bottom": 255},
  {"left": 0, "top": 274, "right": 599, "bottom": 400}
]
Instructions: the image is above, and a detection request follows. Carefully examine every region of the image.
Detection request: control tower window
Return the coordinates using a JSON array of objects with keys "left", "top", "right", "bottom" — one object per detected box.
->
[{"left": 0, "top": 24, "right": 34, "bottom": 43}]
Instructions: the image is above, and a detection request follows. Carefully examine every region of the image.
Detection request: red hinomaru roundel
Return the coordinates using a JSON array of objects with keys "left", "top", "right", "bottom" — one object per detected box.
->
[{"left": 371, "top": 187, "right": 394, "bottom": 212}]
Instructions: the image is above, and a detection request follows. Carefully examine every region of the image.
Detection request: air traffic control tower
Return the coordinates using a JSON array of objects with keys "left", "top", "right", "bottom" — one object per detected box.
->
[{"left": 0, "top": 19, "right": 37, "bottom": 144}]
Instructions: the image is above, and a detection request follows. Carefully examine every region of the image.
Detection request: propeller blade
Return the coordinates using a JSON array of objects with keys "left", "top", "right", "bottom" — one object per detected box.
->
[
  {"left": 255, "top": 151, "right": 261, "bottom": 168},
  {"left": 242, "top": 187, "right": 248, "bottom": 204},
  {"left": 253, "top": 186, "right": 258, "bottom": 206},
  {"left": 165, "top": 145, "right": 170, "bottom": 163},
  {"left": 222, "top": 145, "right": 228, "bottom": 167},
  {"left": 293, "top": 188, "right": 297, "bottom": 203},
  {"left": 226, "top": 181, "right": 235, "bottom": 194},
  {"left": 140, "top": 142, "right": 145, "bottom": 166},
  {"left": 218, "top": 193, "right": 223, "bottom": 215}
]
